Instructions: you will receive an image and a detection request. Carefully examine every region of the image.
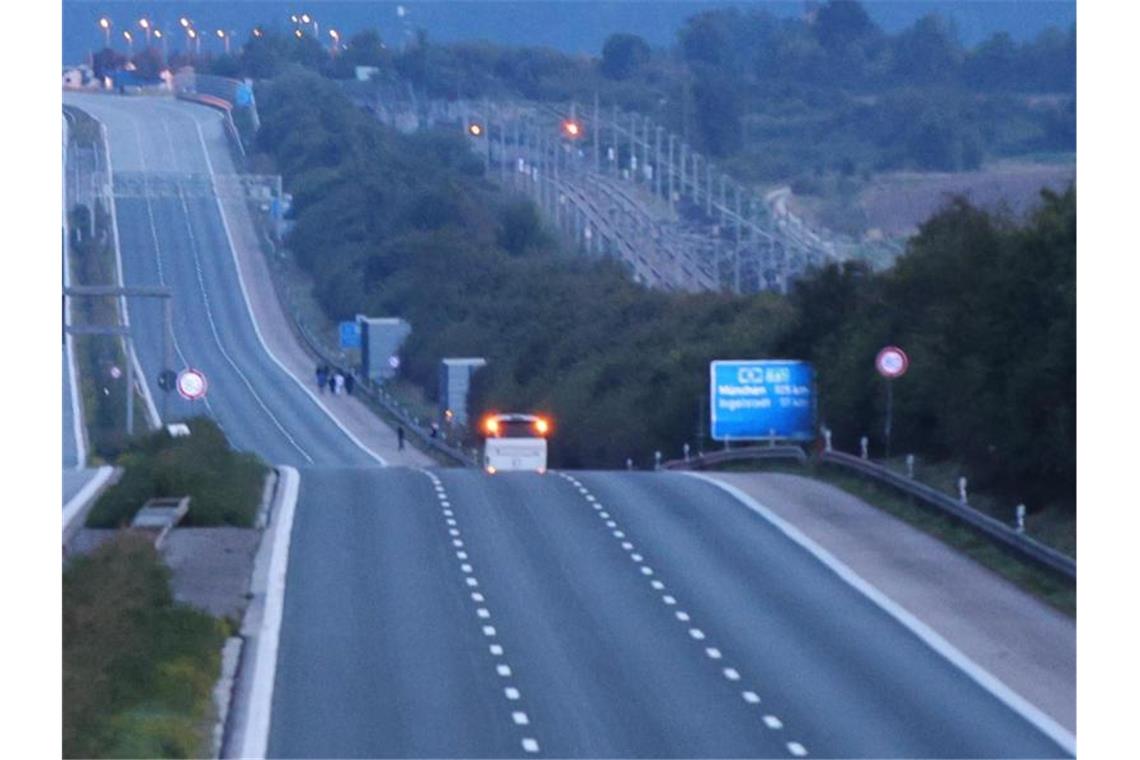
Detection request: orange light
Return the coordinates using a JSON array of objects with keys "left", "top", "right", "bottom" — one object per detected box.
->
[
  {"left": 483, "top": 416, "right": 500, "bottom": 436},
  {"left": 562, "top": 120, "right": 582, "bottom": 139},
  {"left": 533, "top": 417, "right": 550, "bottom": 435},
  {"left": 467, "top": 123, "right": 484, "bottom": 137}
]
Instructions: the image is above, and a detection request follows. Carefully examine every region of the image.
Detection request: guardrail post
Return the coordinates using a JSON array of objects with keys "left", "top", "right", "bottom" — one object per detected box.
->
[
  {"left": 859, "top": 436, "right": 869, "bottom": 460},
  {"left": 906, "top": 454, "right": 915, "bottom": 479},
  {"left": 683, "top": 443, "right": 690, "bottom": 462},
  {"left": 822, "top": 427, "right": 832, "bottom": 452},
  {"left": 1015, "top": 503, "right": 1026, "bottom": 534},
  {"left": 654, "top": 451, "right": 662, "bottom": 470},
  {"left": 626, "top": 457, "right": 633, "bottom": 471},
  {"left": 958, "top": 476, "right": 968, "bottom": 505},
  {"left": 768, "top": 428, "right": 776, "bottom": 447}
]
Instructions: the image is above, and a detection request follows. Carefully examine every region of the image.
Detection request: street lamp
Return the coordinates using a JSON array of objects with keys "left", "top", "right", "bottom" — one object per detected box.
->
[
  {"left": 123, "top": 30, "right": 133, "bottom": 54},
  {"left": 179, "top": 17, "right": 191, "bottom": 29},
  {"left": 562, "top": 119, "right": 583, "bottom": 140},
  {"left": 329, "top": 28, "right": 340, "bottom": 54},
  {"left": 98, "top": 17, "right": 111, "bottom": 48},
  {"left": 252, "top": 27, "right": 263, "bottom": 39},
  {"left": 153, "top": 29, "right": 167, "bottom": 59},
  {"left": 216, "top": 29, "right": 230, "bottom": 55},
  {"left": 187, "top": 27, "right": 200, "bottom": 55},
  {"left": 294, "top": 29, "right": 303, "bottom": 39},
  {"left": 138, "top": 17, "right": 151, "bottom": 46}
]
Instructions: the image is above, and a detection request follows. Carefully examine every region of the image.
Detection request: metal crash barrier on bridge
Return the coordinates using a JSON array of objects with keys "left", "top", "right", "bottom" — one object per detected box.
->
[{"left": 819, "top": 450, "right": 1076, "bottom": 581}]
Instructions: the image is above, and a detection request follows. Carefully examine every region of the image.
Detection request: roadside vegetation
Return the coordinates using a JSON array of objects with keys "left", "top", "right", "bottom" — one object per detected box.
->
[
  {"left": 252, "top": 71, "right": 1074, "bottom": 527},
  {"left": 63, "top": 532, "right": 226, "bottom": 758},
  {"left": 87, "top": 417, "right": 268, "bottom": 528}
]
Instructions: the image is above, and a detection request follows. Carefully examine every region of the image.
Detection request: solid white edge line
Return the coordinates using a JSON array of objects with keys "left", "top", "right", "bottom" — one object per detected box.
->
[
  {"left": 98, "top": 120, "right": 162, "bottom": 430},
  {"left": 238, "top": 465, "right": 300, "bottom": 760},
  {"left": 683, "top": 472, "right": 1077, "bottom": 756},
  {"left": 62, "top": 465, "right": 115, "bottom": 534},
  {"left": 184, "top": 108, "right": 387, "bottom": 466},
  {"left": 62, "top": 227, "right": 88, "bottom": 470}
]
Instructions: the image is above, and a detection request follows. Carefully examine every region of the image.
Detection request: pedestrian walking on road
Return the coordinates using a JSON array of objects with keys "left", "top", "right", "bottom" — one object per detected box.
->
[
  {"left": 430, "top": 422, "right": 440, "bottom": 439},
  {"left": 397, "top": 425, "right": 406, "bottom": 451},
  {"left": 327, "top": 372, "right": 337, "bottom": 395},
  {"left": 333, "top": 371, "right": 345, "bottom": 395},
  {"left": 316, "top": 364, "right": 328, "bottom": 393},
  {"left": 344, "top": 373, "right": 355, "bottom": 395}
]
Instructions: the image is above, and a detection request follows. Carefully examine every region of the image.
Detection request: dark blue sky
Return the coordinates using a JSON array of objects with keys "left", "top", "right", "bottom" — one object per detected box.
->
[{"left": 63, "top": 1, "right": 1076, "bottom": 64}]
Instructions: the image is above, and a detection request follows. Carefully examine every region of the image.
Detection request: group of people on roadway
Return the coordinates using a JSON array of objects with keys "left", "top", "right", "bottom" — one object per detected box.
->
[{"left": 315, "top": 364, "right": 355, "bottom": 396}]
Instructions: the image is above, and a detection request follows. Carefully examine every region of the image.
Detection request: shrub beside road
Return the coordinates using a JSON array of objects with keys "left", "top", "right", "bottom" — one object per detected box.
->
[
  {"left": 63, "top": 533, "right": 227, "bottom": 758},
  {"left": 87, "top": 418, "right": 268, "bottom": 528}
]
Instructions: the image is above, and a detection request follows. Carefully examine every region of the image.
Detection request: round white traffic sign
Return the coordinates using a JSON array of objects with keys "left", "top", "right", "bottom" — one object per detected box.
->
[
  {"left": 876, "top": 346, "right": 909, "bottom": 378},
  {"left": 176, "top": 368, "right": 208, "bottom": 400}
]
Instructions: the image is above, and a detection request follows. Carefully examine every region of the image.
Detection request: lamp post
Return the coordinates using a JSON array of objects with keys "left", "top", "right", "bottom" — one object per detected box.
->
[
  {"left": 216, "top": 29, "right": 230, "bottom": 55},
  {"left": 187, "top": 27, "right": 200, "bottom": 55},
  {"left": 98, "top": 17, "right": 112, "bottom": 48},
  {"left": 123, "top": 30, "right": 134, "bottom": 55},
  {"left": 329, "top": 28, "right": 340, "bottom": 54},
  {"left": 138, "top": 17, "right": 151, "bottom": 46},
  {"left": 153, "top": 29, "right": 167, "bottom": 59}
]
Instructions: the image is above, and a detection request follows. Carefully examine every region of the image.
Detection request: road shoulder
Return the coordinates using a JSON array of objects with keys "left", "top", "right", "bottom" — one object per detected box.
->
[{"left": 699, "top": 471, "right": 1075, "bottom": 733}]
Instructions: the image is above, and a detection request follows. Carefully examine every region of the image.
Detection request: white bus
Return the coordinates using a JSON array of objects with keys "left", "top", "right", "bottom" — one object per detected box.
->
[{"left": 481, "top": 413, "right": 550, "bottom": 474}]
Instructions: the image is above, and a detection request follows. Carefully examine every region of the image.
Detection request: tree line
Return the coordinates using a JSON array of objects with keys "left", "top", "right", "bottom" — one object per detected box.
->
[
  {"left": 256, "top": 69, "right": 1074, "bottom": 512},
  {"left": 190, "top": 0, "right": 1073, "bottom": 181}
]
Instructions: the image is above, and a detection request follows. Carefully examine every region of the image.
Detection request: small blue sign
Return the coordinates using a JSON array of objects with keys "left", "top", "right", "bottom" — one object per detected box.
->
[
  {"left": 710, "top": 360, "right": 815, "bottom": 441},
  {"left": 339, "top": 321, "right": 361, "bottom": 349},
  {"left": 234, "top": 83, "right": 254, "bottom": 107}
]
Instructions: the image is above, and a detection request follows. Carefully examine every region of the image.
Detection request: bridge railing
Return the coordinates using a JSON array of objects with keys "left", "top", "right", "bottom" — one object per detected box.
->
[
  {"left": 661, "top": 443, "right": 1075, "bottom": 581},
  {"left": 818, "top": 450, "right": 1075, "bottom": 580}
]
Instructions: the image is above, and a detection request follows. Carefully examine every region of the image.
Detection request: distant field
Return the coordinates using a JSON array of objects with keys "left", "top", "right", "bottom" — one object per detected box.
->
[
  {"left": 858, "top": 159, "right": 1076, "bottom": 238},
  {"left": 785, "top": 157, "right": 1075, "bottom": 244}
]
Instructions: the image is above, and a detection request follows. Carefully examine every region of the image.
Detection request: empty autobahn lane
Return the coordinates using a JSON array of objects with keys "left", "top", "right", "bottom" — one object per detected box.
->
[
  {"left": 62, "top": 93, "right": 378, "bottom": 467},
  {"left": 267, "top": 467, "right": 1070, "bottom": 758}
]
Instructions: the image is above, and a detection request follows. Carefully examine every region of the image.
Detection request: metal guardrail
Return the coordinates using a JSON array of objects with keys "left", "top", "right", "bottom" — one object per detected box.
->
[
  {"left": 661, "top": 445, "right": 808, "bottom": 470},
  {"left": 819, "top": 450, "right": 1076, "bottom": 580},
  {"left": 291, "top": 317, "right": 478, "bottom": 468}
]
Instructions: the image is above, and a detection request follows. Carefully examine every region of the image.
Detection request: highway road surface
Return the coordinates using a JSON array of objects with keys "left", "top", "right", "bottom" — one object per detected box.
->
[{"left": 63, "top": 93, "right": 1072, "bottom": 758}]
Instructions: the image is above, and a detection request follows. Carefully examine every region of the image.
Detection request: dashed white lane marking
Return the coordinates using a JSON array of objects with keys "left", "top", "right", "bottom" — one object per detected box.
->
[
  {"left": 563, "top": 474, "right": 807, "bottom": 759},
  {"left": 424, "top": 472, "right": 542, "bottom": 755}
]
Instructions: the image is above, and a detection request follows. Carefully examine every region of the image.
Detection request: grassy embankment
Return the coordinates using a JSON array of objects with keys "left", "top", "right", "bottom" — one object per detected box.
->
[
  {"left": 65, "top": 107, "right": 149, "bottom": 463},
  {"left": 87, "top": 417, "right": 268, "bottom": 528},
  {"left": 63, "top": 533, "right": 228, "bottom": 758},
  {"left": 710, "top": 458, "right": 1075, "bottom": 616}
]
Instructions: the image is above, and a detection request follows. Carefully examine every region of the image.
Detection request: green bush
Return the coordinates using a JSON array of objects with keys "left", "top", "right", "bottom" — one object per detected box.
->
[
  {"left": 87, "top": 417, "right": 267, "bottom": 528},
  {"left": 63, "top": 533, "right": 225, "bottom": 758}
]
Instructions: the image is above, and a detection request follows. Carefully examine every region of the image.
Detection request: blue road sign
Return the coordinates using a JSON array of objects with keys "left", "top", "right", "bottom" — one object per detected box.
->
[
  {"left": 339, "top": 321, "right": 361, "bottom": 349},
  {"left": 710, "top": 360, "right": 815, "bottom": 441}
]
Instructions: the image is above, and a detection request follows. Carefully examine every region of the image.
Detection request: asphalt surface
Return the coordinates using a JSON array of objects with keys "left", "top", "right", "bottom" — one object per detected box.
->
[
  {"left": 63, "top": 93, "right": 376, "bottom": 468},
  {"left": 62, "top": 93, "right": 1072, "bottom": 758},
  {"left": 270, "top": 468, "right": 1068, "bottom": 758}
]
